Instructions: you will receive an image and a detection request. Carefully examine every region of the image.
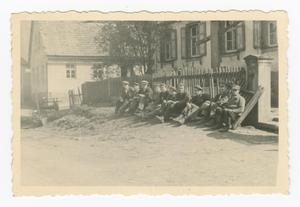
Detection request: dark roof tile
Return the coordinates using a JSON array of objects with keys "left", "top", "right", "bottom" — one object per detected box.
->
[{"left": 38, "top": 21, "right": 107, "bottom": 57}]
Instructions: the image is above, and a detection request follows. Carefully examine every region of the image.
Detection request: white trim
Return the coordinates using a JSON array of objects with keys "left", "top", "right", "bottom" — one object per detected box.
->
[
  {"left": 190, "top": 24, "right": 199, "bottom": 57},
  {"left": 267, "top": 22, "right": 277, "bottom": 47},
  {"left": 224, "top": 29, "right": 238, "bottom": 53},
  {"left": 65, "top": 63, "right": 77, "bottom": 79}
]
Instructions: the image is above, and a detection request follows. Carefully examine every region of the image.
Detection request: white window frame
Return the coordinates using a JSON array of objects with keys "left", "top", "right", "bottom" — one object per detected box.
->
[
  {"left": 164, "top": 30, "right": 176, "bottom": 61},
  {"left": 66, "top": 64, "right": 76, "bottom": 79},
  {"left": 190, "top": 25, "right": 199, "bottom": 57},
  {"left": 225, "top": 28, "right": 237, "bottom": 52},
  {"left": 267, "top": 22, "right": 277, "bottom": 47}
]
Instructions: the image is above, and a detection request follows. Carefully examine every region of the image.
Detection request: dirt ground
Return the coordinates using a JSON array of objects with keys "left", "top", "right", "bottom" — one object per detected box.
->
[{"left": 21, "top": 106, "right": 278, "bottom": 186}]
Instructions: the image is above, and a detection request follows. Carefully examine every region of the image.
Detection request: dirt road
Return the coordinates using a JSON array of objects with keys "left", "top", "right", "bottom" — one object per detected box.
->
[{"left": 21, "top": 107, "right": 278, "bottom": 186}]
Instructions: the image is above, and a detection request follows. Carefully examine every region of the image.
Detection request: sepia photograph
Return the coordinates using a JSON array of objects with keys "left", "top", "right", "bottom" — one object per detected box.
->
[{"left": 12, "top": 11, "right": 288, "bottom": 195}]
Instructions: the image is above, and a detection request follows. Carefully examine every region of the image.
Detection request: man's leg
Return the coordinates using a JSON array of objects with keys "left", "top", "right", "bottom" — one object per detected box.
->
[
  {"left": 204, "top": 103, "right": 217, "bottom": 126},
  {"left": 163, "top": 104, "right": 175, "bottom": 122},
  {"left": 227, "top": 111, "right": 239, "bottom": 129},
  {"left": 118, "top": 100, "right": 130, "bottom": 115},
  {"left": 128, "top": 99, "right": 139, "bottom": 114},
  {"left": 210, "top": 107, "right": 225, "bottom": 129},
  {"left": 184, "top": 104, "right": 200, "bottom": 122},
  {"left": 219, "top": 110, "right": 237, "bottom": 132},
  {"left": 200, "top": 101, "right": 211, "bottom": 117},
  {"left": 172, "top": 105, "right": 189, "bottom": 124},
  {"left": 115, "top": 100, "right": 123, "bottom": 114}
]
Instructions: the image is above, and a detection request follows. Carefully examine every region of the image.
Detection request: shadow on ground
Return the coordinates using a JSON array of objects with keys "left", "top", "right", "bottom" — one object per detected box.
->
[
  {"left": 207, "top": 131, "right": 278, "bottom": 145},
  {"left": 114, "top": 114, "right": 278, "bottom": 146}
]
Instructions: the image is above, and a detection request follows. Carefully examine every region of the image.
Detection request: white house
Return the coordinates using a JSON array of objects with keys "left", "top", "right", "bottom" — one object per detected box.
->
[{"left": 27, "top": 21, "right": 119, "bottom": 109}]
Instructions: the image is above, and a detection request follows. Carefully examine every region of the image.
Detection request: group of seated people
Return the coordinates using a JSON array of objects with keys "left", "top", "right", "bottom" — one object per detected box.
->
[{"left": 115, "top": 79, "right": 246, "bottom": 132}]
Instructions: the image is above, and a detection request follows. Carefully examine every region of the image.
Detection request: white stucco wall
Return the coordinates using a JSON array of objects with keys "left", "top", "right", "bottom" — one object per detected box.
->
[{"left": 47, "top": 62, "right": 95, "bottom": 108}]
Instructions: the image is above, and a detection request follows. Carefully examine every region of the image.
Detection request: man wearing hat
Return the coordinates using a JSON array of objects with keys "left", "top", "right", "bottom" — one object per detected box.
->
[
  {"left": 173, "top": 85, "right": 210, "bottom": 124},
  {"left": 163, "top": 83, "right": 191, "bottom": 122},
  {"left": 219, "top": 84, "right": 245, "bottom": 132},
  {"left": 147, "top": 83, "right": 177, "bottom": 120},
  {"left": 115, "top": 81, "right": 133, "bottom": 115},
  {"left": 128, "top": 80, "right": 153, "bottom": 114},
  {"left": 204, "top": 82, "right": 231, "bottom": 127},
  {"left": 138, "top": 80, "right": 153, "bottom": 110},
  {"left": 143, "top": 83, "right": 162, "bottom": 118},
  {"left": 127, "top": 82, "right": 140, "bottom": 114}
]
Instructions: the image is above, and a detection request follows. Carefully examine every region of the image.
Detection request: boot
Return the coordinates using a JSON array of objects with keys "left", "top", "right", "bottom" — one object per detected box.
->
[{"left": 205, "top": 119, "right": 215, "bottom": 127}]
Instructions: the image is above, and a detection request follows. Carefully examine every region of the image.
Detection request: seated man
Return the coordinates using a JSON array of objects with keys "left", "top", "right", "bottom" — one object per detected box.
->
[
  {"left": 143, "top": 84, "right": 161, "bottom": 118},
  {"left": 129, "top": 80, "right": 153, "bottom": 114},
  {"left": 115, "top": 81, "right": 133, "bottom": 115},
  {"left": 173, "top": 85, "right": 210, "bottom": 124},
  {"left": 219, "top": 84, "right": 245, "bottom": 132},
  {"left": 161, "top": 84, "right": 177, "bottom": 112},
  {"left": 163, "top": 83, "right": 191, "bottom": 122},
  {"left": 204, "top": 83, "right": 231, "bottom": 126},
  {"left": 127, "top": 82, "right": 140, "bottom": 114}
]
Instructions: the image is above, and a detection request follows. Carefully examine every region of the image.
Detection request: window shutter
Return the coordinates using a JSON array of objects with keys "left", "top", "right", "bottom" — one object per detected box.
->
[
  {"left": 160, "top": 40, "right": 165, "bottom": 63},
  {"left": 219, "top": 22, "right": 226, "bottom": 54},
  {"left": 199, "top": 22, "right": 207, "bottom": 56},
  {"left": 156, "top": 45, "right": 161, "bottom": 63},
  {"left": 261, "top": 21, "right": 269, "bottom": 49},
  {"left": 171, "top": 29, "right": 177, "bottom": 60},
  {"left": 236, "top": 22, "right": 245, "bottom": 51},
  {"left": 185, "top": 26, "right": 191, "bottom": 58},
  {"left": 199, "top": 43, "right": 206, "bottom": 56},
  {"left": 180, "top": 27, "right": 186, "bottom": 59},
  {"left": 199, "top": 22, "right": 206, "bottom": 40},
  {"left": 253, "top": 21, "right": 262, "bottom": 48}
]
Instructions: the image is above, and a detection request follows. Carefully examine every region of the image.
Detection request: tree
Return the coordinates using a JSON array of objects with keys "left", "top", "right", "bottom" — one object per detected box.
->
[{"left": 96, "top": 21, "right": 164, "bottom": 77}]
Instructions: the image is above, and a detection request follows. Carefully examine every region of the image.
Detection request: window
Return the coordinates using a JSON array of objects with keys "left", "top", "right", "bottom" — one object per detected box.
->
[
  {"left": 190, "top": 25, "right": 199, "bottom": 57},
  {"left": 225, "top": 29, "right": 237, "bottom": 51},
  {"left": 66, "top": 64, "right": 76, "bottom": 78},
  {"left": 223, "top": 21, "right": 245, "bottom": 53},
  {"left": 268, "top": 21, "right": 277, "bottom": 46},
  {"left": 253, "top": 21, "right": 277, "bottom": 49},
  {"left": 162, "top": 30, "right": 177, "bottom": 61},
  {"left": 187, "top": 22, "right": 206, "bottom": 58}
]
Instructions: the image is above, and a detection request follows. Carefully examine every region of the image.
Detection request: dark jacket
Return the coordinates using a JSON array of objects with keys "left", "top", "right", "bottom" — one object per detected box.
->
[
  {"left": 191, "top": 93, "right": 210, "bottom": 107},
  {"left": 159, "top": 91, "right": 174, "bottom": 103},
  {"left": 175, "top": 91, "right": 191, "bottom": 105},
  {"left": 213, "top": 93, "right": 229, "bottom": 106},
  {"left": 120, "top": 87, "right": 133, "bottom": 101},
  {"left": 138, "top": 87, "right": 153, "bottom": 101}
]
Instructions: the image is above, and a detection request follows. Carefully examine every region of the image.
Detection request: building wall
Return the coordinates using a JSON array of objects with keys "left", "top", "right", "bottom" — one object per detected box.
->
[
  {"left": 21, "top": 62, "right": 32, "bottom": 107},
  {"left": 154, "top": 21, "right": 278, "bottom": 75},
  {"left": 29, "top": 22, "right": 48, "bottom": 100},
  {"left": 47, "top": 62, "right": 96, "bottom": 108},
  {"left": 154, "top": 21, "right": 212, "bottom": 76},
  {"left": 219, "top": 21, "right": 278, "bottom": 71}
]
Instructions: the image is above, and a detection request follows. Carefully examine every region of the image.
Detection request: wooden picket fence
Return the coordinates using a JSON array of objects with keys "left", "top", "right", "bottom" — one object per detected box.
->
[
  {"left": 152, "top": 66, "right": 247, "bottom": 98},
  {"left": 81, "top": 66, "right": 247, "bottom": 104},
  {"left": 68, "top": 88, "right": 83, "bottom": 108}
]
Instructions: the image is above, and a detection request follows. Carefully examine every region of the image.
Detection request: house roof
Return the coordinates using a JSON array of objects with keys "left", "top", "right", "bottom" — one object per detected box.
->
[{"left": 38, "top": 21, "right": 107, "bottom": 57}]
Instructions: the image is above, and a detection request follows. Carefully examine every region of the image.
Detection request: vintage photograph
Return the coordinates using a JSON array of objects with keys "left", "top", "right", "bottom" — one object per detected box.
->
[{"left": 13, "top": 12, "right": 288, "bottom": 195}]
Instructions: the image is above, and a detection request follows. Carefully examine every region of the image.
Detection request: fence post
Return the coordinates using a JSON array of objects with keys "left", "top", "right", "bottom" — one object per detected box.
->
[{"left": 244, "top": 55, "right": 273, "bottom": 123}]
